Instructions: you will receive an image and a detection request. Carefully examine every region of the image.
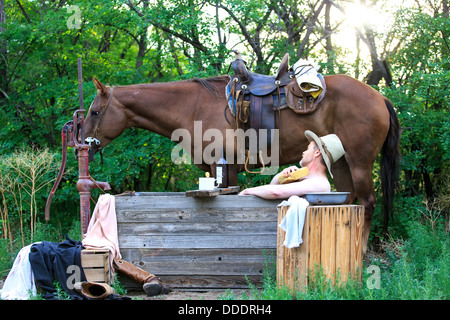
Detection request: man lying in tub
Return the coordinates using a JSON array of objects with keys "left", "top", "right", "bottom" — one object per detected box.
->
[{"left": 239, "top": 130, "right": 345, "bottom": 199}]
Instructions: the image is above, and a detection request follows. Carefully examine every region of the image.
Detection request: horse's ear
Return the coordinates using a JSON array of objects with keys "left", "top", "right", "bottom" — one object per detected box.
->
[{"left": 93, "top": 77, "right": 107, "bottom": 95}]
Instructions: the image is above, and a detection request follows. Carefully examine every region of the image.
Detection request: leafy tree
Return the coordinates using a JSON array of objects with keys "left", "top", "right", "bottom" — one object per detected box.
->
[
  {"left": 384, "top": 4, "right": 449, "bottom": 206},
  {"left": 0, "top": 0, "right": 448, "bottom": 244}
]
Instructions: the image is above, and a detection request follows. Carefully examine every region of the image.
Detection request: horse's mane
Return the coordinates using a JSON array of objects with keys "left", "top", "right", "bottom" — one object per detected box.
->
[
  {"left": 191, "top": 76, "right": 229, "bottom": 96},
  {"left": 112, "top": 75, "right": 229, "bottom": 97}
]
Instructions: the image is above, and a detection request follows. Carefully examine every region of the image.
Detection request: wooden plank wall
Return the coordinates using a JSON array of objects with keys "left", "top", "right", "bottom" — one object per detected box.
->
[
  {"left": 115, "top": 193, "right": 280, "bottom": 290},
  {"left": 276, "top": 205, "right": 364, "bottom": 292}
]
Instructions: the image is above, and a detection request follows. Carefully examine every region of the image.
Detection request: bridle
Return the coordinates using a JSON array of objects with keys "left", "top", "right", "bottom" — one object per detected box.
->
[{"left": 86, "top": 86, "right": 114, "bottom": 149}]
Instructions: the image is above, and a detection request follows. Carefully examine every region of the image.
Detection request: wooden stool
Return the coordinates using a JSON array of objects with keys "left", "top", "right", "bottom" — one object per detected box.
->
[{"left": 80, "top": 249, "right": 111, "bottom": 284}]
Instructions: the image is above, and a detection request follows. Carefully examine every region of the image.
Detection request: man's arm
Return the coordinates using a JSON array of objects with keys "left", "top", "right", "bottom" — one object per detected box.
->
[{"left": 239, "top": 176, "right": 331, "bottom": 199}]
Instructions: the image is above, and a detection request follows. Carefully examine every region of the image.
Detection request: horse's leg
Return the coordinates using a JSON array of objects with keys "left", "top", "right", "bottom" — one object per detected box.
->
[{"left": 349, "top": 165, "right": 377, "bottom": 255}]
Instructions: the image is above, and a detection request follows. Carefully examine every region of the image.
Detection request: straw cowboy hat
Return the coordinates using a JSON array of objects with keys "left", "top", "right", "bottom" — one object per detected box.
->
[{"left": 304, "top": 130, "right": 345, "bottom": 178}]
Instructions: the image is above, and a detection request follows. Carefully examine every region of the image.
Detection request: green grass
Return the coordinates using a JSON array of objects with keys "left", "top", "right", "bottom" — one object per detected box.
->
[{"left": 219, "top": 219, "right": 449, "bottom": 300}]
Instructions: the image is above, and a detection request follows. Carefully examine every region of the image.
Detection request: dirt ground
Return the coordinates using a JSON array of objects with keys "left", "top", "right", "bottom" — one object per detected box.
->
[
  {"left": 0, "top": 279, "right": 247, "bottom": 300},
  {"left": 126, "top": 289, "right": 248, "bottom": 300},
  {"left": 0, "top": 280, "right": 245, "bottom": 301}
]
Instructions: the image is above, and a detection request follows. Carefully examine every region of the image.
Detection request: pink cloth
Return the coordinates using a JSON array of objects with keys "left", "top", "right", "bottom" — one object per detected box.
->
[{"left": 82, "top": 194, "right": 121, "bottom": 270}]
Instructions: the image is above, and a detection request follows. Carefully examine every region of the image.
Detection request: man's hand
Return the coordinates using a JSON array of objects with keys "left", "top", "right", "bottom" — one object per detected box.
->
[{"left": 281, "top": 166, "right": 300, "bottom": 177}]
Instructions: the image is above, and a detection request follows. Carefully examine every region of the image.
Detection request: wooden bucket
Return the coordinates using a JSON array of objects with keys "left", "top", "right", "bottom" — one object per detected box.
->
[{"left": 276, "top": 205, "right": 364, "bottom": 292}]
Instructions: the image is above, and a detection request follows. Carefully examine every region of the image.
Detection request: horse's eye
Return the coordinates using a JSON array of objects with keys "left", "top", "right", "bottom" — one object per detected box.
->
[{"left": 91, "top": 111, "right": 100, "bottom": 116}]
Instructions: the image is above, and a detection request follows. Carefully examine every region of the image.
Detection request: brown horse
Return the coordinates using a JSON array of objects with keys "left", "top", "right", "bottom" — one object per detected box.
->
[{"left": 84, "top": 72, "right": 400, "bottom": 254}]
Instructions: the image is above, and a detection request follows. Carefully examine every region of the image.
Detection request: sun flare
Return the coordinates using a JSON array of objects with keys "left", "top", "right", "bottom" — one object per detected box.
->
[
  {"left": 331, "top": 2, "right": 395, "bottom": 71},
  {"left": 344, "top": 3, "right": 384, "bottom": 29}
]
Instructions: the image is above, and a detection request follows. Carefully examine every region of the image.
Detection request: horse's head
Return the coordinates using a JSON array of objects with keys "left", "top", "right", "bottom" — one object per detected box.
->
[{"left": 84, "top": 78, "right": 127, "bottom": 161}]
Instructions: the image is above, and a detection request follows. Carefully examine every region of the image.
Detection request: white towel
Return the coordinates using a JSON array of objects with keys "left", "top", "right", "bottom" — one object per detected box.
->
[
  {"left": 0, "top": 243, "right": 39, "bottom": 300},
  {"left": 278, "top": 196, "right": 309, "bottom": 248},
  {"left": 292, "top": 59, "right": 323, "bottom": 97}
]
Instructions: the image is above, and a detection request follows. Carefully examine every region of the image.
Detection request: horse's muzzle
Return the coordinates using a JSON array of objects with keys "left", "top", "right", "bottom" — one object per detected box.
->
[{"left": 88, "top": 146, "right": 97, "bottom": 162}]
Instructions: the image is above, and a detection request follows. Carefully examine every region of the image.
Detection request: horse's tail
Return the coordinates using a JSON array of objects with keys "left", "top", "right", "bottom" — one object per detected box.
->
[{"left": 380, "top": 99, "right": 401, "bottom": 232}]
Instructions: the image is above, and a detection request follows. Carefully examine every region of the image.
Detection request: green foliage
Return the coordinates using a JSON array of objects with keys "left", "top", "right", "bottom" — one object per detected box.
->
[
  {"left": 53, "top": 281, "right": 72, "bottom": 300},
  {"left": 0, "top": 0, "right": 449, "bottom": 300},
  {"left": 1, "top": 0, "right": 447, "bottom": 211},
  {"left": 0, "top": 147, "right": 61, "bottom": 245},
  {"left": 86, "top": 128, "right": 203, "bottom": 193},
  {"left": 382, "top": 4, "right": 449, "bottom": 205},
  {"left": 368, "top": 220, "right": 449, "bottom": 300},
  {"left": 0, "top": 239, "right": 16, "bottom": 279},
  {"left": 111, "top": 273, "right": 128, "bottom": 296}
]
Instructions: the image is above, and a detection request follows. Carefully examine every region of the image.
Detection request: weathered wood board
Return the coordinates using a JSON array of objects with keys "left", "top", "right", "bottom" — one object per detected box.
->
[
  {"left": 115, "top": 192, "right": 280, "bottom": 290},
  {"left": 276, "top": 204, "right": 364, "bottom": 292},
  {"left": 185, "top": 186, "right": 240, "bottom": 198}
]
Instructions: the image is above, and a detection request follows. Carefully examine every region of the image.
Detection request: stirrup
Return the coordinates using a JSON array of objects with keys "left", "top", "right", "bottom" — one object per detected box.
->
[{"left": 244, "top": 150, "right": 266, "bottom": 174}]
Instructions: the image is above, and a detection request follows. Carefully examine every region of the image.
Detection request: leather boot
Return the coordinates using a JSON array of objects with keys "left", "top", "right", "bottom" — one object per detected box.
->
[
  {"left": 113, "top": 258, "right": 171, "bottom": 296},
  {"left": 74, "top": 282, "right": 115, "bottom": 300}
]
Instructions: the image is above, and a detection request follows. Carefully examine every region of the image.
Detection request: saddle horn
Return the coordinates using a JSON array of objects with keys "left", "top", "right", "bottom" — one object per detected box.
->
[{"left": 231, "top": 50, "right": 250, "bottom": 83}]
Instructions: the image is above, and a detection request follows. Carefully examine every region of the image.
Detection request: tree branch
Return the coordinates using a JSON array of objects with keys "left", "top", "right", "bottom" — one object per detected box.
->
[
  {"left": 297, "top": 0, "right": 327, "bottom": 57},
  {"left": 14, "top": 0, "right": 31, "bottom": 23}
]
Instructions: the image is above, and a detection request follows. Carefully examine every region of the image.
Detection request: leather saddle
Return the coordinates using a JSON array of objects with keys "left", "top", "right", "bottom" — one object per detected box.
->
[
  {"left": 227, "top": 53, "right": 293, "bottom": 119},
  {"left": 226, "top": 53, "right": 293, "bottom": 172},
  {"left": 225, "top": 53, "right": 326, "bottom": 172}
]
